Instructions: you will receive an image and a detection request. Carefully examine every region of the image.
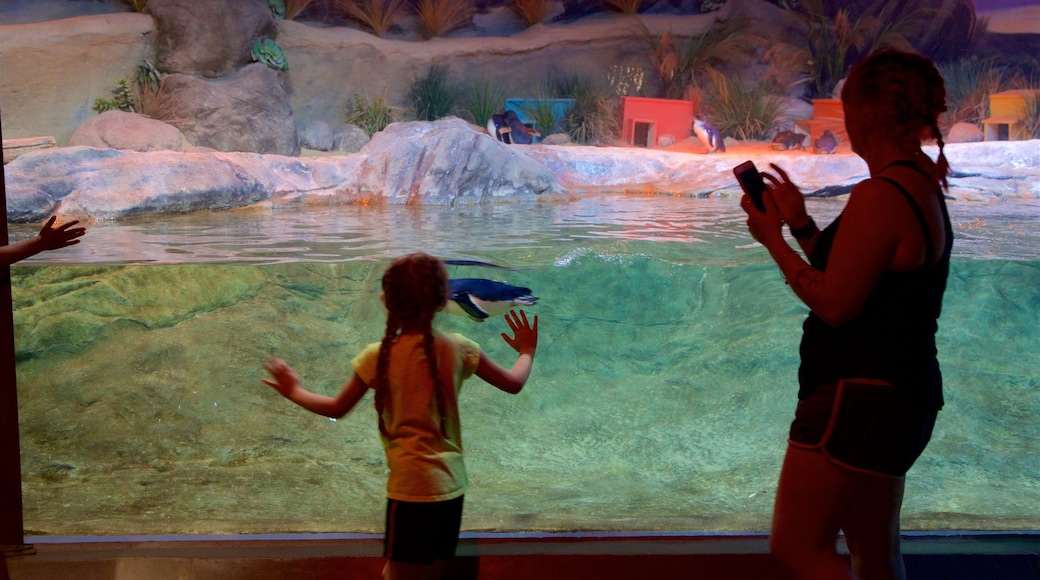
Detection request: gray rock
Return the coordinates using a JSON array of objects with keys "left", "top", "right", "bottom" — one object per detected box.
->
[
  {"left": 4, "top": 124, "right": 1036, "bottom": 222},
  {"left": 332, "top": 124, "right": 371, "bottom": 153},
  {"left": 947, "top": 122, "right": 984, "bottom": 144},
  {"left": 352, "top": 118, "right": 562, "bottom": 204},
  {"left": 160, "top": 64, "right": 299, "bottom": 155},
  {"left": 298, "top": 120, "right": 334, "bottom": 151},
  {"left": 147, "top": 0, "right": 277, "bottom": 78},
  {"left": 69, "top": 110, "right": 187, "bottom": 152},
  {"left": 541, "top": 133, "right": 573, "bottom": 146}
]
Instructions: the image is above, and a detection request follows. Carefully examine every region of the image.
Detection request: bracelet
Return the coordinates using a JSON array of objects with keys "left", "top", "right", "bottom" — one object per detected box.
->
[{"left": 789, "top": 217, "right": 818, "bottom": 240}]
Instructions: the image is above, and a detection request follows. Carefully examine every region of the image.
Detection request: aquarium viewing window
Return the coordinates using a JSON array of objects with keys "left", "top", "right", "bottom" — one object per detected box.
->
[{"left": 1, "top": 0, "right": 1038, "bottom": 549}]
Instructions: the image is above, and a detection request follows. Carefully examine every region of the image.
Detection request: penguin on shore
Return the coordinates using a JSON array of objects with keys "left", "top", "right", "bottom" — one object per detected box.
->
[
  {"left": 693, "top": 114, "right": 726, "bottom": 153},
  {"left": 813, "top": 129, "right": 839, "bottom": 154}
]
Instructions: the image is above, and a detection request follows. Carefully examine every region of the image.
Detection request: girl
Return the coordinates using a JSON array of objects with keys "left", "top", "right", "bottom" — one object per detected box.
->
[{"left": 263, "top": 252, "right": 538, "bottom": 580}]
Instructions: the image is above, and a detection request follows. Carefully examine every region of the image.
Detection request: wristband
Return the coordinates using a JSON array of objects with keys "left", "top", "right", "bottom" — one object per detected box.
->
[{"left": 790, "top": 217, "right": 818, "bottom": 240}]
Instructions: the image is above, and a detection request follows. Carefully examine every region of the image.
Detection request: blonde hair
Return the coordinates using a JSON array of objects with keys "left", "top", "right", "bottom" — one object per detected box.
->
[
  {"left": 842, "top": 49, "right": 951, "bottom": 190},
  {"left": 373, "top": 253, "right": 451, "bottom": 438}
]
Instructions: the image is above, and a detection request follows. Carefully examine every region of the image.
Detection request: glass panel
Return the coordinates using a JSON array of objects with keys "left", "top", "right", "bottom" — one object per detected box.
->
[{"left": 12, "top": 197, "right": 1039, "bottom": 536}]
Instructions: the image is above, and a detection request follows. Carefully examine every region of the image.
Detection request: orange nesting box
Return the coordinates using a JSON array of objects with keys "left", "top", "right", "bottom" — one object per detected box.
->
[
  {"left": 794, "top": 98, "right": 848, "bottom": 147},
  {"left": 618, "top": 97, "right": 695, "bottom": 148}
]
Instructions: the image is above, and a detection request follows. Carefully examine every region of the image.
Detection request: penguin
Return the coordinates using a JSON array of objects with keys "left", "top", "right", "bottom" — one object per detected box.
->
[
  {"left": 693, "top": 114, "right": 726, "bottom": 153},
  {"left": 771, "top": 130, "right": 806, "bottom": 151},
  {"left": 813, "top": 129, "right": 839, "bottom": 154},
  {"left": 446, "top": 278, "right": 538, "bottom": 321},
  {"left": 487, "top": 112, "right": 512, "bottom": 144},
  {"left": 503, "top": 110, "right": 540, "bottom": 145}
]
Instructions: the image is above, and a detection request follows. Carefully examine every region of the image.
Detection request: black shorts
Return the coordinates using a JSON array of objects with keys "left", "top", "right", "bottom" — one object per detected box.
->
[
  {"left": 384, "top": 495, "right": 464, "bottom": 565},
  {"left": 790, "top": 379, "right": 938, "bottom": 476}
]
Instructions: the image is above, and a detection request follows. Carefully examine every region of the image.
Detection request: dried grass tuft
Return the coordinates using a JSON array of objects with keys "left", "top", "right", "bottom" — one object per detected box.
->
[
  {"left": 414, "top": 0, "right": 475, "bottom": 39},
  {"left": 333, "top": 0, "right": 410, "bottom": 37}
]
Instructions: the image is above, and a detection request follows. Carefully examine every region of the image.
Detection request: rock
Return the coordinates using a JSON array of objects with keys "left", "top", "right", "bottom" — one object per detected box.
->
[
  {"left": 69, "top": 110, "right": 187, "bottom": 152},
  {"left": 947, "top": 122, "right": 984, "bottom": 144},
  {"left": 541, "top": 133, "right": 574, "bottom": 146},
  {"left": 3, "top": 121, "right": 1036, "bottom": 222},
  {"left": 656, "top": 134, "right": 675, "bottom": 147},
  {"left": 147, "top": 0, "right": 277, "bottom": 78},
  {"left": 298, "top": 119, "right": 334, "bottom": 151},
  {"left": 331, "top": 124, "right": 370, "bottom": 153},
  {"left": 160, "top": 64, "right": 299, "bottom": 155},
  {"left": 351, "top": 118, "right": 562, "bottom": 204}
]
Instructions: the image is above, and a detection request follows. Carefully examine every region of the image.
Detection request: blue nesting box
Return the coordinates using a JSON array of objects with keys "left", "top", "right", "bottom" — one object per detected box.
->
[{"left": 504, "top": 98, "right": 576, "bottom": 138}]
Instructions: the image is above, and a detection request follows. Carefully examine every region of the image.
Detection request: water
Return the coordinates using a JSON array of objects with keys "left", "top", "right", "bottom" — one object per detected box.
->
[{"left": 9, "top": 195, "right": 1040, "bottom": 536}]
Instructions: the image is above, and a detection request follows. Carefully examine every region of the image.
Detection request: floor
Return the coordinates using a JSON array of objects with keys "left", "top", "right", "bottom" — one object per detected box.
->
[{"left": 3, "top": 533, "right": 1038, "bottom": 579}]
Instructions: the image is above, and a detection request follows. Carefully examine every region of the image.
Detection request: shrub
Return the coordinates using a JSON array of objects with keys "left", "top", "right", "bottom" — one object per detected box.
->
[
  {"left": 411, "top": 65, "right": 459, "bottom": 121},
  {"left": 333, "top": 0, "right": 410, "bottom": 37},
  {"left": 646, "top": 18, "right": 763, "bottom": 100},
  {"left": 415, "top": 0, "right": 474, "bottom": 39},
  {"left": 520, "top": 96, "right": 566, "bottom": 136},
  {"left": 939, "top": 58, "right": 1005, "bottom": 130},
  {"left": 457, "top": 80, "right": 505, "bottom": 128},
  {"left": 347, "top": 93, "right": 399, "bottom": 135},
  {"left": 545, "top": 72, "right": 619, "bottom": 144},
  {"left": 93, "top": 80, "right": 135, "bottom": 114},
  {"left": 251, "top": 38, "right": 289, "bottom": 71},
  {"left": 700, "top": 68, "right": 785, "bottom": 141},
  {"left": 510, "top": 0, "right": 553, "bottom": 26}
]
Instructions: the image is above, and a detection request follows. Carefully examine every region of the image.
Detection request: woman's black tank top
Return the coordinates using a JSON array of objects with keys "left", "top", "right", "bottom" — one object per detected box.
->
[{"left": 797, "top": 161, "right": 953, "bottom": 409}]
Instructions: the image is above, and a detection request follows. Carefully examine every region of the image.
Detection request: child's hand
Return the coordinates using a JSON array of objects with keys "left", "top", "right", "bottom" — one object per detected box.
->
[
  {"left": 262, "top": 357, "right": 300, "bottom": 398},
  {"left": 501, "top": 309, "right": 538, "bottom": 357}
]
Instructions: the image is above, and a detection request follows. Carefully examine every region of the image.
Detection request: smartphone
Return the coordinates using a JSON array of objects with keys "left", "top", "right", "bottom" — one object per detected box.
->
[{"left": 733, "top": 160, "right": 766, "bottom": 212}]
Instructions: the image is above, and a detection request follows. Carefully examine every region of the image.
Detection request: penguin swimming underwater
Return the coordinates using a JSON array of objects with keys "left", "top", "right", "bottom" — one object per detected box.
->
[
  {"left": 693, "top": 114, "right": 725, "bottom": 153},
  {"left": 447, "top": 278, "right": 538, "bottom": 321}
]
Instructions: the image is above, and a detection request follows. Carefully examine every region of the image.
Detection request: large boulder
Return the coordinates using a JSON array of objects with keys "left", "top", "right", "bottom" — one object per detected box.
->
[
  {"left": 351, "top": 118, "right": 562, "bottom": 204},
  {"left": 160, "top": 64, "right": 299, "bottom": 155},
  {"left": 69, "top": 110, "right": 187, "bottom": 152},
  {"left": 146, "top": 0, "right": 277, "bottom": 78}
]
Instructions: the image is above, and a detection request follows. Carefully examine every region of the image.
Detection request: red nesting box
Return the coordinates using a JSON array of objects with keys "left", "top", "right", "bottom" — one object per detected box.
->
[{"left": 618, "top": 96, "right": 695, "bottom": 148}]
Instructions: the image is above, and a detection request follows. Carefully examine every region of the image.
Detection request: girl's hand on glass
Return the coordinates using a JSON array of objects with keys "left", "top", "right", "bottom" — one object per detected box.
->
[
  {"left": 761, "top": 163, "right": 810, "bottom": 228},
  {"left": 501, "top": 309, "right": 538, "bottom": 357},
  {"left": 38, "top": 216, "right": 86, "bottom": 250},
  {"left": 262, "top": 357, "right": 300, "bottom": 397}
]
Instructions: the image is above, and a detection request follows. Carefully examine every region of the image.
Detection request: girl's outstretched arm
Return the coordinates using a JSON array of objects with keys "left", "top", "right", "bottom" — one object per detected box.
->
[
  {"left": 475, "top": 309, "right": 538, "bottom": 395},
  {"left": 262, "top": 357, "right": 368, "bottom": 418}
]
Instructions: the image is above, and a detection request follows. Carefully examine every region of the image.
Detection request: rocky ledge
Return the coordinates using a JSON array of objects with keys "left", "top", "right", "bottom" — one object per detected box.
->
[{"left": 4, "top": 118, "right": 1038, "bottom": 223}]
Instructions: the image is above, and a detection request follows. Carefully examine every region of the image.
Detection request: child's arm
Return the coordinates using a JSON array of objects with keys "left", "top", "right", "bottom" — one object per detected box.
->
[
  {"left": 262, "top": 357, "right": 368, "bottom": 418},
  {"left": 475, "top": 309, "right": 538, "bottom": 395},
  {"left": 1, "top": 216, "right": 86, "bottom": 265}
]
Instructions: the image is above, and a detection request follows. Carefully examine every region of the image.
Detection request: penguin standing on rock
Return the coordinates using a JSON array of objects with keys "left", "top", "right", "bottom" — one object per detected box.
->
[{"left": 693, "top": 114, "right": 725, "bottom": 153}]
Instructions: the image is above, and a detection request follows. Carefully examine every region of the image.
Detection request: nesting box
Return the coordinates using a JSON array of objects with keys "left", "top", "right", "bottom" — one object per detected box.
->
[
  {"left": 982, "top": 89, "right": 1038, "bottom": 141},
  {"left": 618, "top": 97, "right": 695, "bottom": 148},
  {"left": 794, "top": 98, "right": 848, "bottom": 147}
]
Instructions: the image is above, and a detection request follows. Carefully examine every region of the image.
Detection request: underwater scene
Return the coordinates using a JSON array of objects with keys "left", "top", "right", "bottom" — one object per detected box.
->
[{"left": 9, "top": 195, "right": 1040, "bottom": 537}]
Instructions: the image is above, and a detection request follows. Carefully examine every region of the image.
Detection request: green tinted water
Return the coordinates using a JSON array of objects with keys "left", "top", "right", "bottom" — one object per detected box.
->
[{"left": 10, "top": 196, "right": 1040, "bottom": 535}]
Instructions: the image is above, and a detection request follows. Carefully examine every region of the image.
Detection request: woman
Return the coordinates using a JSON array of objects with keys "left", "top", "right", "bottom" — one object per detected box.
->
[{"left": 742, "top": 50, "right": 953, "bottom": 579}]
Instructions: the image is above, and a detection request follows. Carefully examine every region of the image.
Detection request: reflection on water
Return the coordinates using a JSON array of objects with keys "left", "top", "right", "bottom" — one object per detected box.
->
[
  {"left": 10, "top": 196, "right": 1040, "bottom": 265},
  {"left": 9, "top": 196, "right": 1040, "bottom": 536}
]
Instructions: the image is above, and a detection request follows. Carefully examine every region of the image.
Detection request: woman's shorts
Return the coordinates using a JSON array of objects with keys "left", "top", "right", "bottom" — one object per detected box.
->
[
  {"left": 384, "top": 495, "right": 464, "bottom": 564},
  {"left": 789, "top": 379, "right": 938, "bottom": 477}
]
